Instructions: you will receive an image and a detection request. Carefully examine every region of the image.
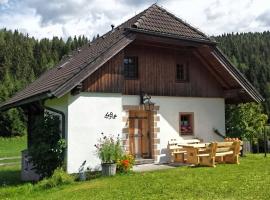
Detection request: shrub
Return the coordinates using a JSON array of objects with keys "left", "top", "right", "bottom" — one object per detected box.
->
[
  {"left": 94, "top": 133, "right": 123, "bottom": 163},
  {"left": 29, "top": 112, "right": 66, "bottom": 178},
  {"left": 117, "top": 154, "right": 135, "bottom": 173},
  {"left": 38, "top": 168, "right": 74, "bottom": 189}
]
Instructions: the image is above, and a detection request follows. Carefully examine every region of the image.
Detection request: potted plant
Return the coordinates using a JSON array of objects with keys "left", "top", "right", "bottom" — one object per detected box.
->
[{"left": 95, "top": 133, "right": 123, "bottom": 176}]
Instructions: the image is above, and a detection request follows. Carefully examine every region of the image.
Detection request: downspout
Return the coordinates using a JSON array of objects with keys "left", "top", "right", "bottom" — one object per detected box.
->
[
  {"left": 42, "top": 102, "right": 67, "bottom": 170},
  {"left": 42, "top": 104, "right": 66, "bottom": 140}
]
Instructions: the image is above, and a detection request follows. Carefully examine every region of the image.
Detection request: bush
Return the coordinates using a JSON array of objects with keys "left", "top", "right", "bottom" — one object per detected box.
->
[
  {"left": 29, "top": 112, "right": 66, "bottom": 178},
  {"left": 38, "top": 168, "right": 74, "bottom": 189},
  {"left": 117, "top": 154, "right": 135, "bottom": 173}
]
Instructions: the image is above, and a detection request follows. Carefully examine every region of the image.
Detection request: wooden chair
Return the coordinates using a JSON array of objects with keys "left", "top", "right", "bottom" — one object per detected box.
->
[
  {"left": 215, "top": 141, "right": 241, "bottom": 164},
  {"left": 167, "top": 139, "right": 186, "bottom": 163},
  {"left": 224, "top": 141, "right": 241, "bottom": 164}
]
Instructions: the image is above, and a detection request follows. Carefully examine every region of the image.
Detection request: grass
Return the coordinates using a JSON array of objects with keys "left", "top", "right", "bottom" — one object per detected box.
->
[
  {"left": 0, "top": 154, "right": 269, "bottom": 200},
  {"left": 0, "top": 136, "right": 26, "bottom": 158},
  {"left": 0, "top": 165, "right": 21, "bottom": 186}
]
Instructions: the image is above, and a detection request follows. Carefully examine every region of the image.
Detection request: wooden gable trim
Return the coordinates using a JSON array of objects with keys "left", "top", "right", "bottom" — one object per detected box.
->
[
  {"left": 134, "top": 33, "right": 206, "bottom": 48},
  {"left": 211, "top": 48, "right": 263, "bottom": 103},
  {"left": 127, "top": 28, "right": 216, "bottom": 45}
]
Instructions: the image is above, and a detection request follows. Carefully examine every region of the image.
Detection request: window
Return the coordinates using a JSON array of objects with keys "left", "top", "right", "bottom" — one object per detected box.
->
[
  {"left": 176, "top": 63, "right": 188, "bottom": 82},
  {"left": 124, "top": 56, "right": 138, "bottom": 79},
  {"left": 179, "top": 113, "right": 194, "bottom": 135}
]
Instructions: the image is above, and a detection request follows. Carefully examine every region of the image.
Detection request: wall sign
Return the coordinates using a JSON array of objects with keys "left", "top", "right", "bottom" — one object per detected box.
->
[{"left": 104, "top": 112, "right": 117, "bottom": 119}]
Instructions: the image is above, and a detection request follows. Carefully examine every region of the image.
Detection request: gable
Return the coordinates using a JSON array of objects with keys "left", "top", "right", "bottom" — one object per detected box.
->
[{"left": 83, "top": 42, "right": 224, "bottom": 98}]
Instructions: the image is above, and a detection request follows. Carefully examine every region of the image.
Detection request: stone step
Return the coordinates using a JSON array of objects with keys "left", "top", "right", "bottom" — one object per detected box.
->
[{"left": 135, "top": 158, "right": 154, "bottom": 165}]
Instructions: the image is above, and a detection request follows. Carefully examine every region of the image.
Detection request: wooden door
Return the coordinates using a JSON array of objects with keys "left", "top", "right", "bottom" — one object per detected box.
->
[{"left": 129, "top": 111, "right": 151, "bottom": 159}]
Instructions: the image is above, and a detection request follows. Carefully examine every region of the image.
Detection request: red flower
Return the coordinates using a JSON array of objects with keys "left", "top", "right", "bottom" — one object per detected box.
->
[{"left": 121, "top": 159, "right": 129, "bottom": 168}]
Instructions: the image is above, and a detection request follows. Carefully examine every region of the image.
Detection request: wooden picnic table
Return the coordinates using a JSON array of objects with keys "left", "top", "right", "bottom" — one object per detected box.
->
[
  {"left": 181, "top": 143, "right": 210, "bottom": 164},
  {"left": 167, "top": 139, "right": 202, "bottom": 163}
]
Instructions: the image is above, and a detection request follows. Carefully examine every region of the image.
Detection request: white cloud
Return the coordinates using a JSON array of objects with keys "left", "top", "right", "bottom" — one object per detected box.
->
[
  {"left": 163, "top": 0, "right": 270, "bottom": 35},
  {"left": 0, "top": 0, "right": 8, "bottom": 4},
  {"left": 257, "top": 9, "right": 270, "bottom": 26},
  {"left": 0, "top": 0, "right": 270, "bottom": 40}
]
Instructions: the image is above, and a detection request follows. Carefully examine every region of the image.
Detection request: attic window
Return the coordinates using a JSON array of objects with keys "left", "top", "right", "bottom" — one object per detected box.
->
[
  {"left": 124, "top": 56, "right": 138, "bottom": 79},
  {"left": 176, "top": 63, "right": 188, "bottom": 82}
]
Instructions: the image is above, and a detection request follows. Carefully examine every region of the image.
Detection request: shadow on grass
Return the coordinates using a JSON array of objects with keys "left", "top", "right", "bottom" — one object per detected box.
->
[
  {"left": 83, "top": 171, "right": 102, "bottom": 181},
  {"left": 0, "top": 165, "right": 23, "bottom": 186}
]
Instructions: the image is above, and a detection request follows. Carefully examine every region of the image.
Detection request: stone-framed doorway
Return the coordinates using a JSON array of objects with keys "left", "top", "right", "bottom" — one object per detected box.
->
[{"left": 122, "top": 105, "right": 160, "bottom": 162}]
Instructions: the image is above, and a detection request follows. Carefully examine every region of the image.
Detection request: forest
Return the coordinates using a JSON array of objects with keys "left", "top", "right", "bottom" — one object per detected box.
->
[
  {"left": 0, "top": 29, "right": 270, "bottom": 137},
  {"left": 0, "top": 29, "right": 88, "bottom": 136}
]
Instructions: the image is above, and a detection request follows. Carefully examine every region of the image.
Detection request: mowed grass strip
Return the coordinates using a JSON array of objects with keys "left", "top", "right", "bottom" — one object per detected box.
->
[
  {"left": 0, "top": 158, "right": 20, "bottom": 164},
  {"left": 0, "top": 154, "right": 270, "bottom": 200},
  {"left": 0, "top": 136, "right": 26, "bottom": 158}
]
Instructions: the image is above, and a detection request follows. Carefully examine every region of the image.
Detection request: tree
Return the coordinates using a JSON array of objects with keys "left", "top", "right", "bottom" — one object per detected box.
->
[
  {"left": 226, "top": 103, "right": 268, "bottom": 151},
  {"left": 28, "top": 112, "right": 66, "bottom": 178}
]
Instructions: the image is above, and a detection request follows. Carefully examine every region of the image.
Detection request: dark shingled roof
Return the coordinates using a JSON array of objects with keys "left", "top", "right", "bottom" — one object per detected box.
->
[
  {"left": 132, "top": 4, "right": 209, "bottom": 41},
  {"left": 0, "top": 4, "right": 263, "bottom": 110}
]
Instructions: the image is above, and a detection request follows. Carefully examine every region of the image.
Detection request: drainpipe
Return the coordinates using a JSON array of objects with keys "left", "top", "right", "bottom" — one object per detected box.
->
[
  {"left": 42, "top": 104, "right": 66, "bottom": 140},
  {"left": 42, "top": 103, "right": 67, "bottom": 171}
]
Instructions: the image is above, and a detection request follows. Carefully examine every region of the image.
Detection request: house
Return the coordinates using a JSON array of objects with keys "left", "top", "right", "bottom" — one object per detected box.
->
[{"left": 0, "top": 4, "right": 263, "bottom": 175}]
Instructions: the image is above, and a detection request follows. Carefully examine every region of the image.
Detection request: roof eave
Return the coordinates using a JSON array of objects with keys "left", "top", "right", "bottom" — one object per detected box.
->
[
  {"left": 212, "top": 46, "right": 264, "bottom": 103},
  {"left": 126, "top": 27, "right": 217, "bottom": 45},
  {"left": 0, "top": 92, "right": 53, "bottom": 111}
]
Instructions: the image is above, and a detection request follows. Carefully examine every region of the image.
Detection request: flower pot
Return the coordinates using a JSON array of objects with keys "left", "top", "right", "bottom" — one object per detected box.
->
[{"left": 101, "top": 163, "right": 116, "bottom": 176}]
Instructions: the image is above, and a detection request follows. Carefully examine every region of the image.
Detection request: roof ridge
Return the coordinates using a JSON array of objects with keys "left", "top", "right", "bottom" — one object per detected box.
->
[
  {"left": 153, "top": 4, "right": 210, "bottom": 40},
  {"left": 132, "top": 4, "right": 157, "bottom": 28}
]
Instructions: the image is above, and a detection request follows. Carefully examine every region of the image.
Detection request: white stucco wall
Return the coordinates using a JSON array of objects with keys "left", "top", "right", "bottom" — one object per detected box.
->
[
  {"left": 67, "top": 93, "right": 123, "bottom": 173},
  {"left": 153, "top": 96, "right": 225, "bottom": 163}
]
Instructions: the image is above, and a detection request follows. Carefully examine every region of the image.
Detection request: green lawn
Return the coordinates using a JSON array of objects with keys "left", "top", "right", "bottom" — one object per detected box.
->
[
  {"left": 0, "top": 136, "right": 26, "bottom": 158},
  {"left": 0, "top": 154, "right": 269, "bottom": 200}
]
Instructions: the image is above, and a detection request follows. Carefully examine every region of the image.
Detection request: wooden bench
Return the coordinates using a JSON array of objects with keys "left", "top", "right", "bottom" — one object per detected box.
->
[
  {"left": 215, "top": 141, "right": 241, "bottom": 164},
  {"left": 168, "top": 139, "right": 201, "bottom": 163}
]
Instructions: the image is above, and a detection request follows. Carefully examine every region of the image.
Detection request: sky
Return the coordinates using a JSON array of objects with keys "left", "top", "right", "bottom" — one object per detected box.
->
[{"left": 1, "top": 0, "right": 270, "bottom": 40}]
